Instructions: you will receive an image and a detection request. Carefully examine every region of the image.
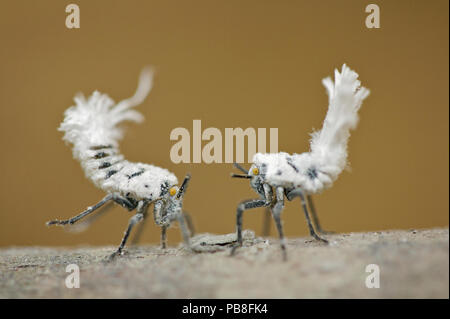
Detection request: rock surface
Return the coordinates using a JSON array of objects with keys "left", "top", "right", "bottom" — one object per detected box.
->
[{"left": 0, "top": 228, "right": 448, "bottom": 298}]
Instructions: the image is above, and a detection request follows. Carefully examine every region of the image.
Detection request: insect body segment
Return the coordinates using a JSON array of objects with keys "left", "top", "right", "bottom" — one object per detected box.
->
[
  {"left": 251, "top": 152, "right": 334, "bottom": 194},
  {"left": 231, "top": 64, "right": 370, "bottom": 260},
  {"left": 47, "top": 68, "right": 193, "bottom": 259}
]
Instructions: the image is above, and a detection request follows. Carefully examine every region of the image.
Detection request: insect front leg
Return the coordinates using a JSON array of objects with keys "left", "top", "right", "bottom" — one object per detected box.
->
[
  {"left": 231, "top": 183, "right": 272, "bottom": 256},
  {"left": 160, "top": 225, "right": 168, "bottom": 249},
  {"left": 230, "top": 199, "right": 268, "bottom": 256},
  {"left": 286, "top": 189, "right": 328, "bottom": 244},
  {"left": 153, "top": 199, "right": 164, "bottom": 226},
  {"left": 108, "top": 201, "right": 150, "bottom": 260},
  {"left": 271, "top": 186, "right": 288, "bottom": 261},
  {"left": 182, "top": 211, "right": 196, "bottom": 237},
  {"left": 132, "top": 207, "right": 190, "bottom": 248},
  {"left": 158, "top": 210, "right": 192, "bottom": 249},
  {"left": 152, "top": 200, "right": 169, "bottom": 249},
  {"left": 160, "top": 212, "right": 194, "bottom": 249},
  {"left": 176, "top": 212, "right": 191, "bottom": 248}
]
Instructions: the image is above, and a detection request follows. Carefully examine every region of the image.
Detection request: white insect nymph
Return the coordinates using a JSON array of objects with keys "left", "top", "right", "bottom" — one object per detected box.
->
[
  {"left": 47, "top": 68, "right": 194, "bottom": 259},
  {"left": 231, "top": 64, "right": 370, "bottom": 260}
]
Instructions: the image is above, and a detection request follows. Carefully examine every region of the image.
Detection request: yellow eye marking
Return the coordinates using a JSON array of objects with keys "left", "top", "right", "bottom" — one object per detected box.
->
[
  {"left": 252, "top": 167, "right": 259, "bottom": 175},
  {"left": 169, "top": 187, "right": 177, "bottom": 196}
]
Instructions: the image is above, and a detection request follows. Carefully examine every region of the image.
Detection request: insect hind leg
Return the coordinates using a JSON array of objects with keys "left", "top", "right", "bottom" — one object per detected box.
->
[
  {"left": 46, "top": 194, "right": 114, "bottom": 226},
  {"left": 272, "top": 186, "right": 288, "bottom": 261},
  {"left": 114, "top": 196, "right": 138, "bottom": 211},
  {"left": 286, "top": 189, "right": 328, "bottom": 244},
  {"left": 306, "top": 195, "right": 335, "bottom": 235}
]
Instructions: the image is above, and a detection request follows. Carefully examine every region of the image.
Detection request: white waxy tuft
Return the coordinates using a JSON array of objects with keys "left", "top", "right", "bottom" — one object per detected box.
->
[
  {"left": 58, "top": 68, "right": 154, "bottom": 161},
  {"left": 253, "top": 64, "right": 370, "bottom": 194},
  {"left": 309, "top": 64, "right": 370, "bottom": 178},
  {"left": 58, "top": 68, "right": 179, "bottom": 200}
]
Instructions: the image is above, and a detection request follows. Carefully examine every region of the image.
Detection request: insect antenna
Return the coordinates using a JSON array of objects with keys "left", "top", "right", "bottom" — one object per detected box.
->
[
  {"left": 233, "top": 162, "right": 248, "bottom": 174},
  {"left": 176, "top": 173, "right": 191, "bottom": 199},
  {"left": 231, "top": 173, "right": 252, "bottom": 179}
]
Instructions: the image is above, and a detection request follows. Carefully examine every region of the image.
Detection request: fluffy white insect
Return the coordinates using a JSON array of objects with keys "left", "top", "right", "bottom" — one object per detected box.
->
[
  {"left": 231, "top": 64, "right": 370, "bottom": 260},
  {"left": 47, "top": 68, "right": 194, "bottom": 259}
]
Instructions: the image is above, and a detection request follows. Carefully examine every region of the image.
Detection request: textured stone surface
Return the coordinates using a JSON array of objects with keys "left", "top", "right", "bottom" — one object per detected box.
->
[{"left": 0, "top": 228, "right": 448, "bottom": 298}]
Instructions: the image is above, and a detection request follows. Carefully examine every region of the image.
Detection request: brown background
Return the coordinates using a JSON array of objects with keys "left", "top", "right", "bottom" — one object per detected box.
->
[{"left": 0, "top": 0, "right": 448, "bottom": 247}]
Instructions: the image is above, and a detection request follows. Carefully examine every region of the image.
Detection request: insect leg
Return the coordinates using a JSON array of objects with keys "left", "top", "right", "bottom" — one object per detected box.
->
[
  {"left": 287, "top": 189, "right": 328, "bottom": 244},
  {"left": 272, "top": 186, "right": 288, "bottom": 261},
  {"left": 130, "top": 203, "right": 150, "bottom": 246},
  {"left": 109, "top": 201, "right": 149, "bottom": 260},
  {"left": 46, "top": 194, "right": 114, "bottom": 226},
  {"left": 183, "top": 211, "right": 196, "bottom": 237},
  {"left": 160, "top": 225, "right": 168, "bottom": 249},
  {"left": 307, "top": 195, "right": 335, "bottom": 235},
  {"left": 152, "top": 200, "right": 164, "bottom": 225},
  {"left": 66, "top": 201, "right": 115, "bottom": 233},
  {"left": 177, "top": 213, "right": 191, "bottom": 248},
  {"left": 261, "top": 207, "right": 272, "bottom": 237},
  {"left": 230, "top": 199, "right": 268, "bottom": 256},
  {"left": 113, "top": 196, "right": 138, "bottom": 211}
]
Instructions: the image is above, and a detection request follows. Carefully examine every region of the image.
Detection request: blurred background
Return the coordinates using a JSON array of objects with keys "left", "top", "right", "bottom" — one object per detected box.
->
[{"left": 0, "top": 0, "right": 448, "bottom": 247}]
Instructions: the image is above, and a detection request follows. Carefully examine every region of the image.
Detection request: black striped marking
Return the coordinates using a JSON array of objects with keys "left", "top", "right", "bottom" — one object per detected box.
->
[
  {"left": 306, "top": 167, "right": 318, "bottom": 180},
  {"left": 90, "top": 145, "right": 113, "bottom": 150},
  {"left": 93, "top": 152, "right": 109, "bottom": 159},
  {"left": 127, "top": 169, "right": 145, "bottom": 179},
  {"left": 99, "top": 162, "right": 111, "bottom": 169},
  {"left": 286, "top": 157, "right": 299, "bottom": 173},
  {"left": 105, "top": 170, "right": 118, "bottom": 179}
]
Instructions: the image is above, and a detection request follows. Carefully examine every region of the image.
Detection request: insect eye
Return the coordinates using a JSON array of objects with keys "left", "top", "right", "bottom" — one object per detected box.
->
[
  {"left": 252, "top": 167, "right": 259, "bottom": 175},
  {"left": 169, "top": 187, "right": 177, "bottom": 196}
]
